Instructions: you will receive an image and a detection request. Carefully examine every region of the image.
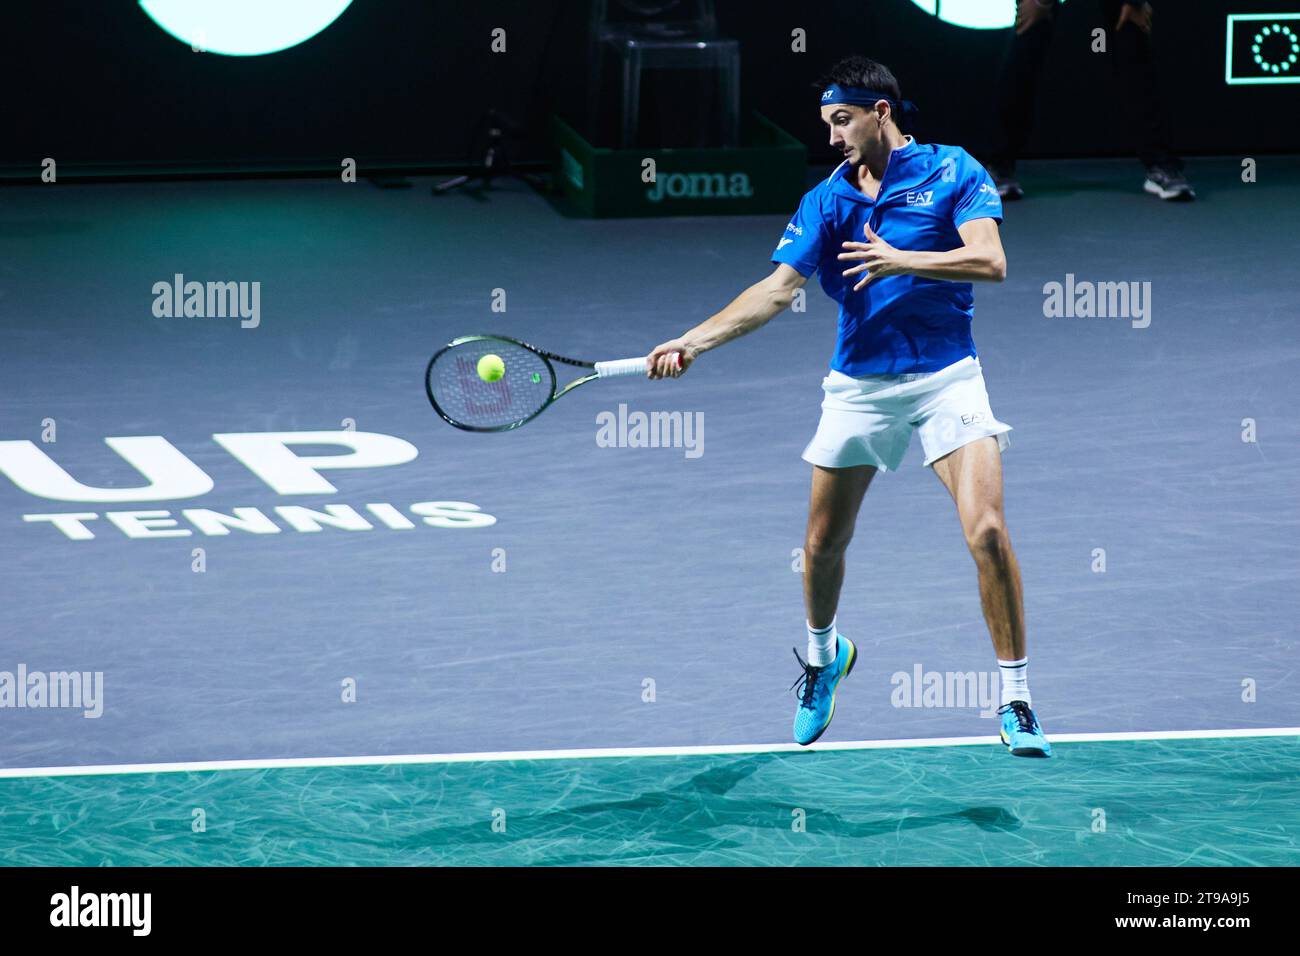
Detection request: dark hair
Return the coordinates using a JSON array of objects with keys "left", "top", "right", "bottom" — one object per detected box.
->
[{"left": 814, "top": 55, "right": 903, "bottom": 104}]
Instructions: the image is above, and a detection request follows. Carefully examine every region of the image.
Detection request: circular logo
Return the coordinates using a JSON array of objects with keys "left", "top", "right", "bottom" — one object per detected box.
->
[
  {"left": 908, "top": 0, "right": 1066, "bottom": 31},
  {"left": 1251, "top": 24, "right": 1299, "bottom": 75},
  {"left": 139, "top": 0, "right": 355, "bottom": 57}
]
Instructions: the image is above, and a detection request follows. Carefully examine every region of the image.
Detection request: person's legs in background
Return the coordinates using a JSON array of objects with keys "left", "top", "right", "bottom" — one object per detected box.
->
[
  {"left": 990, "top": 0, "right": 1059, "bottom": 199},
  {"left": 1102, "top": 0, "right": 1195, "bottom": 199}
]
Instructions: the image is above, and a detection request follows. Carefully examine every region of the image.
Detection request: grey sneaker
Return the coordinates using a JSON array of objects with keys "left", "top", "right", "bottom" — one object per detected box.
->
[{"left": 1143, "top": 165, "right": 1195, "bottom": 201}]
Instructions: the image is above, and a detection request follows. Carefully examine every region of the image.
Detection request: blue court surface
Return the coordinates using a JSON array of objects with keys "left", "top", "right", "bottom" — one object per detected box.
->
[{"left": 1, "top": 156, "right": 1297, "bottom": 865}]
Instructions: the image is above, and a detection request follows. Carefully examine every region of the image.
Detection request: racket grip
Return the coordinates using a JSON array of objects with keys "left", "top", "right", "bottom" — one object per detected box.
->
[{"left": 595, "top": 357, "right": 651, "bottom": 378}]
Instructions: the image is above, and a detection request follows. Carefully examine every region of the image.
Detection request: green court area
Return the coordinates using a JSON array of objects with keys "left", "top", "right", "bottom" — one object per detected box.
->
[{"left": 2, "top": 736, "right": 1296, "bottom": 866}]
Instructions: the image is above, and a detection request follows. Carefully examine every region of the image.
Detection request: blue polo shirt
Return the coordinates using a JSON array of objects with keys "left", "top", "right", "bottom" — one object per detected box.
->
[{"left": 771, "top": 137, "right": 1003, "bottom": 375}]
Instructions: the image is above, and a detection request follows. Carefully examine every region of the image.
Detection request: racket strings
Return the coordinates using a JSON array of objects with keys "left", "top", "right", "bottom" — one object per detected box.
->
[{"left": 428, "top": 340, "right": 552, "bottom": 429}]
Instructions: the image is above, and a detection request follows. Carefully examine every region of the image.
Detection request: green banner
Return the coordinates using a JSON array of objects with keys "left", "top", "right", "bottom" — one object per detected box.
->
[{"left": 552, "top": 113, "right": 808, "bottom": 218}]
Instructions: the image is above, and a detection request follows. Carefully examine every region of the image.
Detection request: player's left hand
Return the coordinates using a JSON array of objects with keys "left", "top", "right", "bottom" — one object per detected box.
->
[{"left": 839, "top": 223, "right": 912, "bottom": 291}]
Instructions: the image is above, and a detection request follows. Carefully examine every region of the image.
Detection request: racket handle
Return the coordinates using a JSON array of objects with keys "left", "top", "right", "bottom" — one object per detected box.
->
[
  {"left": 595, "top": 353, "right": 683, "bottom": 378},
  {"left": 595, "top": 357, "right": 650, "bottom": 378}
]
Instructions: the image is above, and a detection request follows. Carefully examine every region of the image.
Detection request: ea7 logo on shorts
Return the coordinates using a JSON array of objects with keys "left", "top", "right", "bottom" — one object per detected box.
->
[
  {"left": 961, "top": 412, "right": 987, "bottom": 426},
  {"left": 906, "top": 190, "right": 934, "bottom": 206}
]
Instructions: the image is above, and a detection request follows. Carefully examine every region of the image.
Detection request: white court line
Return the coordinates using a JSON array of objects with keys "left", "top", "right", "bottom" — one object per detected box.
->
[{"left": 0, "top": 727, "right": 1296, "bottom": 780}]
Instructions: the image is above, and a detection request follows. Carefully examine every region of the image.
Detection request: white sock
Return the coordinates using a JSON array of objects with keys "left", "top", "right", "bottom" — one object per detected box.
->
[
  {"left": 807, "top": 618, "right": 837, "bottom": 668},
  {"left": 998, "top": 657, "right": 1030, "bottom": 707}
]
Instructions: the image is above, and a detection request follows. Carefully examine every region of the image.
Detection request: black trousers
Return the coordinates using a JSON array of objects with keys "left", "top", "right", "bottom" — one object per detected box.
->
[{"left": 991, "top": 0, "right": 1182, "bottom": 173}]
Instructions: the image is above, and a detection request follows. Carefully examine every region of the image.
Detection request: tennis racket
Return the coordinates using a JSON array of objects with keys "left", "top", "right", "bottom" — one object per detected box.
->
[{"left": 424, "top": 334, "right": 681, "bottom": 432}]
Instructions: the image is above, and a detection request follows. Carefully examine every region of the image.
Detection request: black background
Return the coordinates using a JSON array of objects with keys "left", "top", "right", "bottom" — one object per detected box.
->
[
  {"left": 0, "top": 867, "right": 1283, "bottom": 939},
  {"left": 4, "top": 0, "right": 1299, "bottom": 173}
]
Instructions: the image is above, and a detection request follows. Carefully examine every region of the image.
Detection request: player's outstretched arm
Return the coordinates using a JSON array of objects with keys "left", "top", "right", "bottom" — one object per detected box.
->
[{"left": 646, "top": 264, "right": 808, "bottom": 379}]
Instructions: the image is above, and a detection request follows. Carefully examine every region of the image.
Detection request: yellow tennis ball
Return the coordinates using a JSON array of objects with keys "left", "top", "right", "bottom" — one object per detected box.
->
[{"left": 477, "top": 353, "right": 505, "bottom": 383}]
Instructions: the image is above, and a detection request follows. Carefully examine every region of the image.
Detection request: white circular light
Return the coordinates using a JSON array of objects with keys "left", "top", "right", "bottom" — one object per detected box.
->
[
  {"left": 907, "top": 0, "right": 1068, "bottom": 31},
  {"left": 139, "top": 0, "right": 355, "bottom": 57}
]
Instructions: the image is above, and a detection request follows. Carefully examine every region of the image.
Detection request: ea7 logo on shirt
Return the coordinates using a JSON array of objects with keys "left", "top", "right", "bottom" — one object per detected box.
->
[{"left": 906, "top": 190, "right": 934, "bottom": 206}]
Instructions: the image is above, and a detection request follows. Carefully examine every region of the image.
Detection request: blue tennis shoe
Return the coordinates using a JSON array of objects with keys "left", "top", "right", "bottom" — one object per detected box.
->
[
  {"left": 790, "top": 636, "right": 857, "bottom": 746},
  {"left": 998, "top": 700, "right": 1052, "bottom": 757}
]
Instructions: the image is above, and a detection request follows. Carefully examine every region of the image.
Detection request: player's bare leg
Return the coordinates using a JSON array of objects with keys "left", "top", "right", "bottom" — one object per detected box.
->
[
  {"left": 791, "top": 462, "right": 876, "bottom": 745},
  {"left": 803, "top": 463, "right": 876, "bottom": 629},
  {"left": 932, "top": 436, "right": 1050, "bottom": 756},
  {"left": 931, "top": 437, "right": 1024, "bottom": 660}
]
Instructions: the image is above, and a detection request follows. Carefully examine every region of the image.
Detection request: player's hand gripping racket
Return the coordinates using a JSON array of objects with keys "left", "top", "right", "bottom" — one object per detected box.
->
[{"left": 425, "top": 334, "right": 680, "bottom": 432}]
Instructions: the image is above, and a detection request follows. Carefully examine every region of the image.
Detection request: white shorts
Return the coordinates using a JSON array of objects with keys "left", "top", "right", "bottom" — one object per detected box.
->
[{"left": 801, "top": 355, "right": 1012, "bottom": 472}]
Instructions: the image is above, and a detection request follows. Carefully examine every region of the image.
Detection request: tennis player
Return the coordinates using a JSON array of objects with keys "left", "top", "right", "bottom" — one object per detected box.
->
[{"left": 646, "top": 56, "right": 1050, "bottom": 757}]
